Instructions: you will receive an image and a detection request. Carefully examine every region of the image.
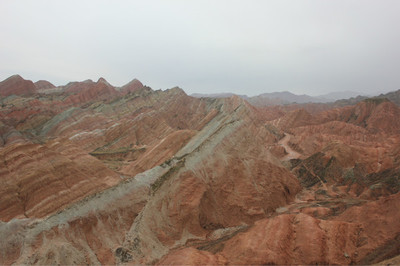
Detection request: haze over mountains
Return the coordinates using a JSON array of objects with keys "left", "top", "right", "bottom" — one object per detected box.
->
[
  {"left": 0, "top": 74, "right": 400, "bottom": 265},
  {"left": 192, "top": 90, "right": 370, "bottom": 105},
  {"left": 1, "top": 0, "right": 400, "bottom": 263},
  {"left": 1, "top": 74, "right": 374, "bottom": 106}
]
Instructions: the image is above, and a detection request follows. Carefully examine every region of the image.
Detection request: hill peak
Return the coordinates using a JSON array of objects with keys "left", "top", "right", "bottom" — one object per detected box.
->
[
  {"left": 167, "top": 86, "right": 187, "bottom": 96},
  {"left": 7, "top": 74, "right": 24, "bottom": 80},
  {"left": 97, "top": 77, "right": 113, "bottom": 87},
  {"left": 119, "top": 79, "right": 145, "bottom": 94},
  {"left": 35, "top": 80, "right": 56, "bottom": 90},
  {"left": 0, "top": 74, "right": 36, "bottom": 96}
]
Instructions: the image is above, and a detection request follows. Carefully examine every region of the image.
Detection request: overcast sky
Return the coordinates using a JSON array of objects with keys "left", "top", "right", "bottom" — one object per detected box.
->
[{"left": 1, "top": 0, "right": 399, "bottom": 96}]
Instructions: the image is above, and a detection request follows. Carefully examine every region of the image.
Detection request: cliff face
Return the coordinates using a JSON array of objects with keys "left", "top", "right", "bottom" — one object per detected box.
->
[{"left": 0, "top": 75, "right": 399, "bottom": 265}]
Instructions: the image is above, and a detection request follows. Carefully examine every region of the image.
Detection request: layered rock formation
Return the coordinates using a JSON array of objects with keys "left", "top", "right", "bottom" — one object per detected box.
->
[
  {"left": 34, "top": 80, "right": 55, "bottom": 90},
  {"left": 0, "top": 75, "right": 36, "bottom": 96},
  {"left": 0, "top": 140, "right": 120, "bottom": 221},
  {"left": 0, "top": 74, "right": 399, "bottom": 265},
  {"left": 117, "top": 78, "right": 145, "bottom": 95}
]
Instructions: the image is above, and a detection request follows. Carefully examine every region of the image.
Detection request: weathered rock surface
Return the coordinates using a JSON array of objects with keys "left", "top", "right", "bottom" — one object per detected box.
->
[
  {"left": 0, "top": 75, "right": 36, "bottom": 96},
  {"left": 64, "top": 78, "right": 119, "bottom": 105},
  {"left": 157, "top": 189, "right": 400, "bottom": 265},
  {"left": 34, "top": 80, "right": 55, "bottom": 90},
  {"left": 116, "top": 96, "right": 302, "bottom": 264},
  {"left": 0, "top": 140, "right": 120, "bottom": 221},
  {"left": 117, "top": 78, "right": 145, "bottom": 95},
  {"left": 1, "top": 74, "right": 400, "bottom": 265}
]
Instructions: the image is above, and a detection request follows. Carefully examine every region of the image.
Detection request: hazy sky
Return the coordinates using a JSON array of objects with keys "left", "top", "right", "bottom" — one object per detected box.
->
[{"left": 1, "top": 0, "right": 399, "bottom": 96}]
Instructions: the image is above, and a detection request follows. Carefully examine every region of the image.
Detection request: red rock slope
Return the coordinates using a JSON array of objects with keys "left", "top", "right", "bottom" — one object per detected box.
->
[
  {"left": 0, "top": 75, "right": 36, "bottom": 96},
  {"left": 0, "top": 75, "right": 399, "bottom": 265},
  {"left": 34, "top": 80, "right": 55, "bottom": 90}
]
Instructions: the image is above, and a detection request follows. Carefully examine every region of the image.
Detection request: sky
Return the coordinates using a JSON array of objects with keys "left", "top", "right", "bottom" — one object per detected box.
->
[{"left": 1, "top": 0, "right": 399, "bottom": 96}]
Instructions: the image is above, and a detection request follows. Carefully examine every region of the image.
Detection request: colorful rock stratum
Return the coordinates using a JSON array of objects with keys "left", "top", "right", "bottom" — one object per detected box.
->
[{"left": 1, "top": 75, "right": 400, "bottom": 265}]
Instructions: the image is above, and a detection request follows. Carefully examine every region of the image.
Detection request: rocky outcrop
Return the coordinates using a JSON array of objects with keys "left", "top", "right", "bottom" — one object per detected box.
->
[
  {"left": 336, "top": 192, "right": 400, "bottom": 264},
  {"left": 220, "top": 213, "right": 361, "bottom": 265},
  {"left": 0, "top": 164, "right": 162, "bottom": 265},
  {"left": 157, "top": 247, "right": 228, "bottom": 265},
  {"left": 118, "top": 79, "right": 146, "bottom": 95},
  {"left": 270, "top": 108, "right": 314, "bottom": 131},
  {"left": 0, "top": 75, "right": 36, "bottom": 96},
  {"left": 64, "top": 78, "right": 118, "bottom": 105},
  {"left": 316, "top": 98, "right": 400, "bottom": 134},
  {"left": 34, "top": 80, "right": 55, "bottom": 90}
]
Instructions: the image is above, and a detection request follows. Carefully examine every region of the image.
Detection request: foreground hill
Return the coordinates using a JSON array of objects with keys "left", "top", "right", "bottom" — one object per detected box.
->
[{"left": 0, "top": 75, "right": 399, "bottom": 265}]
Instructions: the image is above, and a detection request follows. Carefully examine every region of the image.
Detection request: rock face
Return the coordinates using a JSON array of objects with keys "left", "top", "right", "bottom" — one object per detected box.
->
[
  {"left": 117, "top": 78, "right": 145, "bottom": 95},
  {"left": 34, "top": 80, "right": 55, "bottom": 90},
  {"left": 63, "top": 78, "right": 119, "bottom": 105},
  {"left": 0, "top": 140, "right": 120, "bottom": 221},
  {"left": 0, "top": 75, "right": 36, "bottom": 96},
  {"left": 159, "top": 213, "right": 362, "bottom": 265},
  {"left": 0, "top": 74, "right": 400, "bottom": 265},
  {"left": 118, "top": 97, "right": 301, "bottom": 264}
]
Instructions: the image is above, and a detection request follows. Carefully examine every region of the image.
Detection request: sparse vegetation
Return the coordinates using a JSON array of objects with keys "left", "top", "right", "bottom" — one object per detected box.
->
[
  {"left": 151, "top": 159, "right": 185, "bottom": 193},
  {"left": 343, "top": 169, "right": 356, "bottom": 183},
  {"left": 264, "top": 124, "right": 283, "bottom": 139}
]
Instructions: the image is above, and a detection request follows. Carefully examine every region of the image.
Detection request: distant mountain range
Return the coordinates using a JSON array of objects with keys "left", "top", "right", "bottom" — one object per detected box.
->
[
  {"left": 249, "top": 91, "right": 329, "bottom": 105},
  {"left": 191, "top": 92, "right": 248, "bottom": 99},
  {"left": 191, "top": 90, "right": 370, "bottom": 106},
  {"left": 319, "top": 90, "right": 367, "bottom": 101}
]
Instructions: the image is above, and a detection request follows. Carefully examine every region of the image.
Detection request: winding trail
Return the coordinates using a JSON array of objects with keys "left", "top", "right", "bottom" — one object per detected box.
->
[{"left": 279, "top": 133, "right": 301, "bottom": 160}]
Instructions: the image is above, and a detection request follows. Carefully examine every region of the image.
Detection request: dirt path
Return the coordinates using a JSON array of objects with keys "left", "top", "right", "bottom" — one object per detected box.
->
[{"left": 279, "top": 133, "right": 301, "bottom": 160}]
